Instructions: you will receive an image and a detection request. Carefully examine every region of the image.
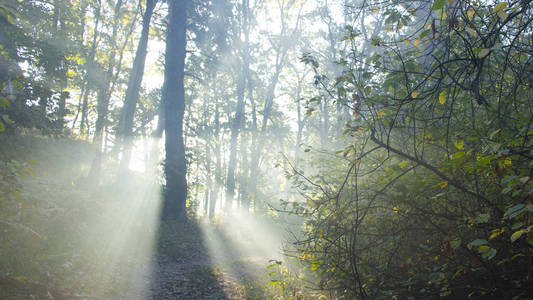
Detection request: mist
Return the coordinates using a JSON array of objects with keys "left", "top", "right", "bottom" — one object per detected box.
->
[{"left": 2, "top": 0, "right": 533, "bottom": 299}]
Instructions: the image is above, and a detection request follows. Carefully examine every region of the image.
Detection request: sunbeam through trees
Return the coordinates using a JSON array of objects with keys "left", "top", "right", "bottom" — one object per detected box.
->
[{"left": 0, "top": 0, "right": 532, "bottom": 299}]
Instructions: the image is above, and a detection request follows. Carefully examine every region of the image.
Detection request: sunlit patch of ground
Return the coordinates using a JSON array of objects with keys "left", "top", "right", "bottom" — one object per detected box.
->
[
  {"left": 196, "top": 210, "right": 292, "bottom": 299},
  {"left": 1, "top": 135, "right": 310, "bottom": 299}
]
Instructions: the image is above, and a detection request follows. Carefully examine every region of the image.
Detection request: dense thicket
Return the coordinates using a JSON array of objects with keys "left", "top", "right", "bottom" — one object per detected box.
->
[{"left": 285, "top": 0, "right": 533, "bottom": 298}]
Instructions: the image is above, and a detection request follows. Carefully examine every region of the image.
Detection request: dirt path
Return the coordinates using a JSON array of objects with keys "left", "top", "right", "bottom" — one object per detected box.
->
[
  {"left": 149, "top": 254, "right": 231, "bottom": 300},
  {"left": 140, "top": 252, "right": 264, "bottom": 299}
]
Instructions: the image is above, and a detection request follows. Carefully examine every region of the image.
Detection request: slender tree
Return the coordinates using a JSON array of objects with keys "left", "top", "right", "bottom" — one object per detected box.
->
[{"left": 118, "top": 0, "right": 157, "bottom": 172}]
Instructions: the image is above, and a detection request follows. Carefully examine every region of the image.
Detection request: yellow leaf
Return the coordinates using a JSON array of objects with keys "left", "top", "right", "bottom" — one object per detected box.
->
[
  {"left": 504, "top": 157, "right": 512, "bottom": 166},
  {"left": 411, "top": 91, "right": 419, "bottom": 98},
  {"left": 489, "top": 229, "right": 503, "bottom": 240},
  {"left": 497, "top": 10, "right": 508, "bottom": 20},
  {"left": 306, "top": 199, "right": 314, "bottom": 207},
  {"left": 467, "top": 7, "right": 475, "bottom": 20},
  {"left": 439, "top": 91, "right": 446, "bottom": 104},
  {"left": 377, "top": 109, "right": 384, "bottom": 119},
  {"left": 493, "top": 2, "right": 507, "bottom": 13},
  {"left": 393, "top": 207, "right": 399, "bottom": 213},
  {"left": 372, "top": 8, "right": 378, "bottom": 14},
  {"left": 414, "top": 39, "right": 421, "bottom": 47},
  {"left": 439, "top": 181, "right": 448, "bottom": 189},
  {"left": 66, "top": 70, "right": 76, "bottom": 77},
  {"left": 447, "top": 0, "right": 453, "bottom": 3},
  {"left": 454, "top": 140, "right": 464, "bottom": 150},
  {"left": 404, "top": 40, "right": 409, "bottom": 45},
  {"left": 478, "top": 245, "right": 490, "bottom": 252}
]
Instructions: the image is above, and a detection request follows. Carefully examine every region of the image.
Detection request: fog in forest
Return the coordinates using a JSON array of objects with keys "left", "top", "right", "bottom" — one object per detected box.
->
[{"left": 1, "top": 0, "right": 532, "bottom": 299}]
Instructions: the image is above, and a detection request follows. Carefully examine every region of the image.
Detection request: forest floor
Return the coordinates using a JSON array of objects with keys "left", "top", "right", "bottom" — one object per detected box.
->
[
  {"left": 147, "top": 248, "right": 268, "bottom": 299},
  {"left": 0, "top": 136, "right": 283, "bottom": 299},
  {"left": 144, "top": 220, "right": 279, "bottom": 300}
]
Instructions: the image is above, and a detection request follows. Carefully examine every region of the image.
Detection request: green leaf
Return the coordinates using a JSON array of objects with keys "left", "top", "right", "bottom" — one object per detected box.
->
[
  {"left": 454, "top": 140, "right": 464, "bottom": 150},
  {"left": 468, "top": 239, "right": 487, "bottom": 248},
  {"left": 510, "top": 230, "right": 525, "bottom": 242},
  {"left": 419, "top": 29, "right": 431, "bottom": 39},
  {"left": 438, "top": 91, "right": 446, "bottom": 104},
  {"left": 504, "top": 204, "right": 525, "bottom": 219},
  {"left": 432, "top": 0, "right": 446, "bottom": 10},
  {"left": 0, "top": 96, "right": 9, "bottom": 109},
  {"left": 479, "top": 246, "right": 497, "bottom": 260},
  {"left": 454, "top": 151, "right": 465, "bottom": 159}
]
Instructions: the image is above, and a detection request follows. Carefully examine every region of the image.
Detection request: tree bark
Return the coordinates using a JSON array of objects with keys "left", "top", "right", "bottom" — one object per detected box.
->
[{"left": 162, "top": 0, "right": 188, "bottom": 220}]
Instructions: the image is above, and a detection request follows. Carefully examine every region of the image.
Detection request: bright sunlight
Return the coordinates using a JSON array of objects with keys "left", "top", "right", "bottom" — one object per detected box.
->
[{"left": 1, "top": 0, "right": 533, "bottom": 299}]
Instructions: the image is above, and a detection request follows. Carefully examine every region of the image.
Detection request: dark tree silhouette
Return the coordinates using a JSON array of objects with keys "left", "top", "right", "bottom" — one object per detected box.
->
[{"left": 162, "top": 0, "right": 188, "bottom": 220}]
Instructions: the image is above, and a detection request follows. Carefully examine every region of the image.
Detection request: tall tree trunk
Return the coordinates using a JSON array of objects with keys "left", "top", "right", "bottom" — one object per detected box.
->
[
  {"left": 204, "top": 136, "right": 211, "bottom": 217},
  {"left": 225, "top": 61, "right": 245, "bottom": 211},
  {"left": 209, "top": 87, "right": 220, "bottom": 220},
  {"left": 118, "top": 0, "right": 157, "bottom": 171},
  {"left": 80, "top": 0, "right": 101, "bottom": 137},
  {"left": 89, "top": 0, "right": 123, "bottom": 180},
  {"left": 71, "top": 84, "right": 85, "bottom": 130},
  {"left": 225, "top": 0, "right": 251, "bottom": 211},
  {"left": 53, "top": 0, "right": 68, "bottom": 128},
  {"left": 162, "top": 0, "right": 188, "bottom": 221},
  {"left": 239, "top": 132, "right": 249, "bottom": 209},
  {"left": 145, "top": 92, "right": 164, "bottom": 172},
  {"left": 202, "top": 85, "right": 212, "bottom": 217}
]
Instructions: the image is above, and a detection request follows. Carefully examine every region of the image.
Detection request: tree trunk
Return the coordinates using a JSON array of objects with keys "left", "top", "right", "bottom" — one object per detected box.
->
[
  {"left": 118, "top": 0, "right": 157, "bottom": 171},
  {"left": 89, "top": 0, "right": 123, "bottom": 180},
  {"left": 162, "top": 0, "right": 188, "bottom": 221},
  {"left": 225, "top": 61, "right": 245, "bottom": 211},
  {"left": 53, "top": 0, "right": 68, "bottom": 128},
  {"left": 80, "top": 0, "right": 101, "bottom": 137},
  {"left": 210, "top": 87, "right": 220, "bottom": 220}
]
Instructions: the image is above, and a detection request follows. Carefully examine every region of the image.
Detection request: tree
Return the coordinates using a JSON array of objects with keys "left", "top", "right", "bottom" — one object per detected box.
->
[
  {"left": 287, "top": 0, "right": 533, "bottom": 298},
  {"left": 162, "top": 0, "right": 188, "bottom": 220},
  {"left": 117, "top": 0, "right": 158, "bottom": 172},
  {"left": 225, "top": 0, "right": 249, "bottom": 211}
]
